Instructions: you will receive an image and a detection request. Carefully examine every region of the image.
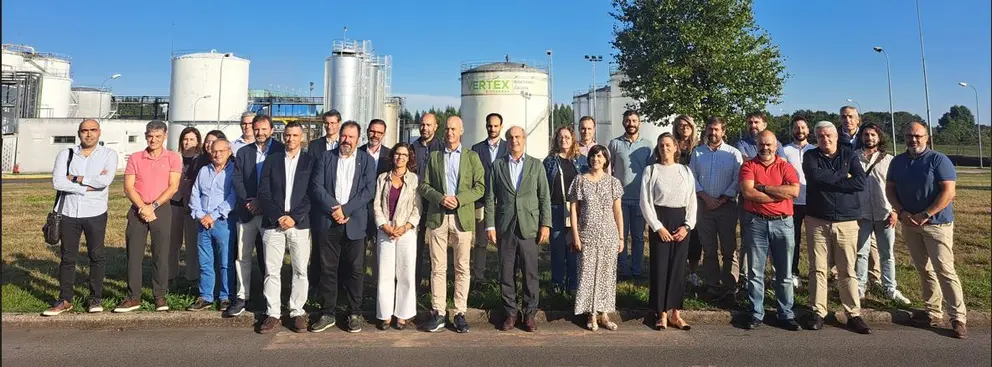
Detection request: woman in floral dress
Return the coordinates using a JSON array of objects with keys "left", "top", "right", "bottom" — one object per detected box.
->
[{"left": 569, "top": 145, "right": 625, "bottom": 331}]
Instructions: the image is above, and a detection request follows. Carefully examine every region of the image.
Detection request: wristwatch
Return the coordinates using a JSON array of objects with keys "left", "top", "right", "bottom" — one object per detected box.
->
[
  {"left": 756, "top": 184, "right": 767, "bottom": 193},
  {"left": 151, "top": 202, "right": 160, "bottom": 210},
  {"left": 71, "top": 176, "right": 79, "bottom": 183}
]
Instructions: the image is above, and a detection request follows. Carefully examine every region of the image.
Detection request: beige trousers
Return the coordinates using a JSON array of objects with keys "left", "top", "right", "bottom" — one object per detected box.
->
[
  {"left": 806, "top": 216, "right": 861, "bottom": 318},
  {"left": 903, "top": 222, "right": 967, "bottom": 323},
  {"left": 428, "top": 214, "right": 474, "bottom": 315}
]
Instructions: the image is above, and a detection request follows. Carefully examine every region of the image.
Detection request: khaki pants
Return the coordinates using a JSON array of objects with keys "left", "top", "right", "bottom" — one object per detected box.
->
[
  {"left": 428, "top": 214, "right": 473, "bottom": 315},
  {"left": 806, "top": 216, "right": 861, "bottom": 318},
  {"left": 903, "top": 223, "right": 967, "bottom": 323}
]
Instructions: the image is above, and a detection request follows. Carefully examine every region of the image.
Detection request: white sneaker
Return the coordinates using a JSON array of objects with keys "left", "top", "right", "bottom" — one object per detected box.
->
[
  {"left": 887, "top": 290, "right": 912, "bottom": 305},
  {"left": 688, "top": 273, "right": 701, "bottom": 287}
]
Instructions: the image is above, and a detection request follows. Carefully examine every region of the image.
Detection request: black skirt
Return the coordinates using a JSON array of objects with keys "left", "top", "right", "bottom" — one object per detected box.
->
[{"left": 648, "top": 206, "right": 690, "bottom": 312}]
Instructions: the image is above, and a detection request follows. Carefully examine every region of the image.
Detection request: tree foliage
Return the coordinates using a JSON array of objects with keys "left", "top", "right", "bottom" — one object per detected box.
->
[
  {"left": 937, "top": 105, "right": 977, "bottom": 145},
  {"left": 611, "top": 0, "right": 787, "bottom": 131},
  {"left": 551, "top": 103, "right": 574, "bottom": 132}
]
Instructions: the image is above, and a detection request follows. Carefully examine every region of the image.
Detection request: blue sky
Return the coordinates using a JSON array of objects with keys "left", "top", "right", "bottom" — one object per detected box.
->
[{"left": 2, "top": 0, "right": 989, "bottom": 123}]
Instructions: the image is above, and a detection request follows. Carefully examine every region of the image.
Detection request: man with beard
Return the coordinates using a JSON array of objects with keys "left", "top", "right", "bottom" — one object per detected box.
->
[
  {"left": 309, "top": 121, "right": 377, "bottom": 333},
  {"left": 470, "top": 113, "right": 508, "bottom": 285},
  {"left": 782, "top": 116, "right": 816, "bottom": 288},
  {"left": 607, "top": 110, "right": 653, "bottom": 281},
  {"left": 854, "top": 123, "right": 911, "bottom": 305},
  {"left": 359, "top": 119, "right": 393, "bottom": 281},
  {"left": 689, "top": 117, "right": 743, "bottom": 301},
  {"left": 738, "top": 130, "right": 800, "bottom": 330},
  {"left": 802, "top": 121, "right": 869, "bottom": 334},
  {"left": 736, "top": 112, "right": 785, "bottom": 161},
  {"left": 839, "top": 106, "right": 862, "bottom": 149},
  {"left": 412, "top": 113, "right": 446, "bottom": 287},
  {"left": 886, "top": 121, "right": 967, "bottom": 339},
  {"left": 232, "top": 112, "right": 256, "bottom": 153},
  {"left": 308, "top": 110, "right": 342, "bottom": 156}
]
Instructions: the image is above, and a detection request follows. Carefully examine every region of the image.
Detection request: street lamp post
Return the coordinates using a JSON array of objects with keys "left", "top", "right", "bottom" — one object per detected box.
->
[
  {"left": 546, "top": 49, "right": 553, "bottom": 136},
  {"left": 584, "top": 55, "right": 603, "bottom": 120},
  {"left": 873, "top": 47, "right": 897, "bottom": 144},
  {"left": 916, "top": 0, "right": 935, "bottom": 147},
  {"left": 99, "top": 73, "right": 121, "bottom": 119},
  {"left": 521, "top": 91, "right": 532, "bottom": 135},
  {"left": 193, "top": 95, "right": 213, "bottom": 124},
  {"left": 846, "top": 98, "right": 862, "bottom": 112},
  {"left": 959, "top": 82, "right": 984, "bottom": 168}
]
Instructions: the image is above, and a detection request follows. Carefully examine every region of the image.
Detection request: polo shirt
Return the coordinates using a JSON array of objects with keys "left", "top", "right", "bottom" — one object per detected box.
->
[
  {"left": 608, "top": 134, "right": 653, "bottom": 204},
  {"left": 125, "top": 149, "right": 182, "bottom": 204},
  {"left": 886, "top": 149, "right": 956, "bottom": 224},
  {"left": 740, "top": 156, "right": 799, "bottom": 216}
]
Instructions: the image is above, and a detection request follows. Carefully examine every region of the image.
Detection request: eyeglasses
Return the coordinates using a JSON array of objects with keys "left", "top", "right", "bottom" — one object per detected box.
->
[
  {"left": 904, "top": 134, "right": 927, "bottom": 140},
  {"left": 393, "top": 153, "right": 409, "bottom": 157}
]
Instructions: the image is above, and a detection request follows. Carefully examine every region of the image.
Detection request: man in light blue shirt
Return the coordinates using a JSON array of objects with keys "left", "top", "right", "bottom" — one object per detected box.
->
[
  {"left": 445, "top": 146, "right": 462, "bottom": 196},
  {"left": 43, "top": 119, "right": 118, "bottom": 317},
  {"left": 607, "top": 110, "right": 653, "bottom": 280},
  {"left": 188, "top": 138, "right": 238, "bottom": 311},
  {"left": 689, "top": 116, "right": 743, "bottom": 299},
  {"left": 231, "top": 112, "right": 256, "bottom": 153},
  {"left": 736, "top": 112, "right": 786, "bottom": 161}
]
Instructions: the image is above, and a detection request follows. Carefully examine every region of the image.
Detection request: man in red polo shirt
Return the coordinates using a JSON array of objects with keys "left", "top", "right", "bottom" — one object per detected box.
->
[{"left": 739, "top": 130, "right": 800, "bottom": 331}]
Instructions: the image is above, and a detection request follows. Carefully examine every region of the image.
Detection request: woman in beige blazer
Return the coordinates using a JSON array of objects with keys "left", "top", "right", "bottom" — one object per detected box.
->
[{"left": 373, "top": 142, "right": 421, "bottom": 330}]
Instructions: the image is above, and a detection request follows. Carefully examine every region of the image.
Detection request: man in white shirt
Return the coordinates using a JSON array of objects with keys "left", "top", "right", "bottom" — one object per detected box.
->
[
  {"left": 781, "top": 116, "right": 816, "bottom": 288},
  {"left": 43, "top": 119, "right": 118, "bottom": 316},
  {"left": 577, "top": 116, "right": 597, "bottom": 158}
]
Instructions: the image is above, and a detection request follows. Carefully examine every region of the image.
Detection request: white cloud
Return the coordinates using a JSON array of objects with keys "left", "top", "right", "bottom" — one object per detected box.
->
[{"left": 394, "top": 93, "right": 461, "bottom": 113}]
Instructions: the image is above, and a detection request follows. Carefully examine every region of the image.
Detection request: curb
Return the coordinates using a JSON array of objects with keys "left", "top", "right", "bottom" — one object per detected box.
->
[{"left": 4, "top": 309, "right": 988, "bottom": 330}]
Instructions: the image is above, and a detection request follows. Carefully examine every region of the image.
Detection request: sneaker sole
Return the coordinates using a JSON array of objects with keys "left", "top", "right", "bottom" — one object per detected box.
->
[
  {"left": 87, "top": 307, "right": 103, "bottom": 313},
  {"left": 42, "top": 309, "right": 69, "bottom": 316},
  {"left": 427, "top": 323, "right": 446, "bottom": 333},
  {"left": 455, "top": 327, "right": 470, "bottom": 333},
  {"left": 113, "top": 306, "right": 140, "bottom": 313},
  {"left": 310, "top": 323, "right": 336, "bottom": 333},
  {"left": 156, "top": 306, "right": 170, "bottom": 311},
  {"left": 226, "top": 309, "right": 245, "bottom": 317},
  {"left": 347, "top": 327, "right": 362, "bottom": 333}
]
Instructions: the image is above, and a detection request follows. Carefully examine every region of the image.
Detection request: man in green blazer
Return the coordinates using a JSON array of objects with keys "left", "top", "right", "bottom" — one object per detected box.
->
[
  {"left": 419, "top": 116, "right": 486, "bottom": 334},
  {"left": 485, "top": 126, "right": 551, "bottom": 332}
]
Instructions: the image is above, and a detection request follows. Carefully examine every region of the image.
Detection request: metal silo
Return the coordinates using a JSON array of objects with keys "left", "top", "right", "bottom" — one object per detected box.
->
[
  {"left": 607, "top": 71, "right": 670, "bottom": 141},
  {"left": 382, "top": 96, "right": 403, "bottom": 148},
  {"left": 16, "top": 50, "right": 72, "bottom": 118},
  {"left": 324, "top": 40, "right": 363, "bottom": 123},
  {"left": 70, "top": 87, "right": 112, "bottom": 118},
  {"left": 1, "top": 46, "right": 25, "bottom": 71},
  {"left": 460, "top": 60, "right": 550, "bottom": 158},
  {"left": 168, "top": 50, "right": 250, "bottom": 149}
]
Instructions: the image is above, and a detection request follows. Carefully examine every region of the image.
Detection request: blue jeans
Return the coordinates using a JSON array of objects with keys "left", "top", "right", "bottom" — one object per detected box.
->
[
  {"left": 197, "top": 217, "right": 235, "bottom": 302},
  {"left": 550, "top": 205, "right": 578, "bottom": 291},
  {"left": 743, "top": 212, "right": 795, "bottom": 321},
  {"left": 855, "top": 219, "right": 897, "bottom": 295},
  {"left": 618, "top": 203, "right": 645, "bottom": 278}
]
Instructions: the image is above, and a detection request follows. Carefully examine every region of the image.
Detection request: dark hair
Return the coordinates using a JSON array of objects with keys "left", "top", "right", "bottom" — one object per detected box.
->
[
  {"left": 578, "top": 116, "right": 596, "bottom": 125},
  {"left": 485, "top": 113, "right": 503, "bottom": 125},
  {"left": 340, "top": 120, "right": 361, "bottom": 136},
  {"left": 746, "top": 111, "right": 767, "bottom": 122},
  {"left": 622, "top": 110, "right": 639, "bottom": 120},
  {"left": 859, "top": 122, "right": 888, "bottom": 153},
  {"left": 706, "top": 116, "right": 726, "bottom": 128},
  {"left": 654, "top": 132, "right": 679, "bottom": 164},
  {"left": 252, "top": 114, "right": 272, "bottom": 128},
  {"left": 586, "top": 144, "right": 611, "bottom": 171},
  {"left": 790, "top": 115, "right": 808, "bottom": 126},
  {"left": 177, "top": 126, "right": 202, "bottom": 153},
  {"left": 322, "top": 110, "right": 342, "bottom": 123},
  {"left": 391, "top": 142, "right": 417, "bottom": 173},
  {"left": 285, "top": 121, "right": 303, "bottom": 131},
  {"left": 146, "top": 120, "right": 168, "bottom": 133},
  {"left": 368, "top": 119, "right": 386, "bottom": 129}
]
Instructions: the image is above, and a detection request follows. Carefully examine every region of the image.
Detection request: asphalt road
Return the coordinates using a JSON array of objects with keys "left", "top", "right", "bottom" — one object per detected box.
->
[{"left": 3, "top": 321, "right": 988, "bottom": 366}]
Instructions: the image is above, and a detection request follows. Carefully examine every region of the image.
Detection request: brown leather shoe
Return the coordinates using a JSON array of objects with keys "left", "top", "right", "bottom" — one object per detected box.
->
[
  {"left": 113, "top": 298, "right": 142, "bottom": 313},
  {"left": 501, "top": 315, "right": 517, "bottom": 331},
  {"left": 952, "top": 320, "right": 968, "bottom": 339},
  {"left": 42, "top": 300, "right": 73, "bottom": 316},
  {"left": 259, "top": 316, "right": 280, "bottom": 334},
  {"left": 154, "top": 297, "right": 169, "bottom": 311},
  {"left": 524, "top": 317, "right": 537, "bottom": 332},
  {"left": 293, "top": 316, "right": 307, "bottom": 333}
]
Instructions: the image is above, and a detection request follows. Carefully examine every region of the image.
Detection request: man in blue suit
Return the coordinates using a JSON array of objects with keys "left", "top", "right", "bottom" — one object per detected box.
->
[
  {"left": 469, "top": 113, "right": 507, "bottom": 285},
  {"left": 308, "top": 121, "right": 376, "bottom": 334}
]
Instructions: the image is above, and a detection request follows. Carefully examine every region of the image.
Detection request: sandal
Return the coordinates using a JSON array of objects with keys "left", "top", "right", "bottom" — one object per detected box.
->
[
  {"left": 656, "top": 312, "right": 668, "bottom": 330},
  {"left": 669, "top": 316, "right": 691, "bottom": 331},
  {"left": 598, "top": 313, "right": 618, "bottom": 331},
  {"left": 587, "top": 313, "right": 598, "bottom": 331},
  {"left": 395, "top": 318, "right": 407, "bottom": 330}
]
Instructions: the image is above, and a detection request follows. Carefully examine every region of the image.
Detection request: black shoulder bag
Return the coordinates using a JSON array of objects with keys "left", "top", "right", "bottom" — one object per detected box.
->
[{"left": 43, "top": 148, "right": 74, "bottom": 245}]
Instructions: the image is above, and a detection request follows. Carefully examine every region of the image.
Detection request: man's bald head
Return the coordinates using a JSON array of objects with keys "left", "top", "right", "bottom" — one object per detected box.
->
[
  {"left": 757, "top": 129, "right": 777, "bottom": 143},
  {"left": 904, "top": 121, "right": 929, "bottom": 154},
  {"left": 419, "top": 113, "right": 438, "bottom": 141},
  {"left": 443, "top": 115, "right": 463, "bottom": 148},
  {"left": 756, "top": 129, "right": 778, "bottom": 162},
  {"left": 78, "top": 119, "right": 101, "bottom": 148},
  {"left": 506, "top": 125, "right": 526, "bottom": 158}
]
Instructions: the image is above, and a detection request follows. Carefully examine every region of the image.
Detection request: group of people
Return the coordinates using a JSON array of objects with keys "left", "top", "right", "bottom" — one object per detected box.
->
[{"left": 43, "top": 105, "right": 968, "bottom": 339}]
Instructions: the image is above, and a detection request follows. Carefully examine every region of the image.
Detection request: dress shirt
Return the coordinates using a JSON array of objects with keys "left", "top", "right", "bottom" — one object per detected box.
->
[
  {"left": 690, "top": 141, "right": 744, "bottom": 199},
  {"left": 487, "top": 138, "right": 501, "bottom": 165},
  {"left": 284, "top": 150, "right": 301, "bottom": 211},
  {"left": 335, "top": 153, "right": 357, "bottom": 206},
  {"left": 254, "top": 139, "right": 274, "bottom": 184},
  {"left": 508, "top": 154, "right": 525, "bottom": 190},
  {"left": 232, "top": 137, "right": 253, "bottom": 154},
  {"left": 326, "top": 138, "right": 338, "bottom": 152},
  {"left": 367, "top": 144, "right": 382, "bottom": 170},
  {"left": 444, "top": 145, "right": 463, "bottom": 196},
  {"left": 190, "top": 162, "right": 237, "bottom": 220},
  {"left": 51, "top": 145, "right": 119, "bottom": 218},
  {"left": 578, "top": 140, "right": 597, "bottom": 156},
  {"left": 782, "top": 141, "right": 817, "bottom": 205}
]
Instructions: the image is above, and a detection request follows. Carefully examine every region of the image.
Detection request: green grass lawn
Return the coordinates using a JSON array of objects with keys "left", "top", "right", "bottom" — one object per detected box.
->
[{"left": 2, "top": 172, "right": 989, "bottom": 316}]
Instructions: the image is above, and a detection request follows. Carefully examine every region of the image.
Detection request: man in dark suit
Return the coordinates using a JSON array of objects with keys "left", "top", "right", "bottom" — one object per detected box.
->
[
  {"left": 485, "top": 126, "right": 552, "bottom": 332},
  {"left": 306, "top": 109, "right": 341, "bottom": 292},
  {"left": 469, "top": 113, "right": 507, "bottom": 285},
  {"left": 229, "top": 114, "right": 285, "bottom": 317},
  {"left": 308, "top": 121, "right": 376, "bottom": 334},
  {"left": 256, "top": 121, "right": 313, "bottom": 334},
  {"left": 359, "top": 119, "right": 393, "bottom": 282}
]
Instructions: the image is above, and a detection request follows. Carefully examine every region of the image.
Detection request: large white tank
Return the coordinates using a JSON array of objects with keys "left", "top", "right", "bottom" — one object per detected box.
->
[
  {"left": 460, "top": 61, "right": 550, "bottom": 158},
  {"left": 1, "top": 48, "right": 24, "bottom": 71},
  {"left": 21, "top": 54, "right": 71, "bottom": 78},
  {"left": 38, "top": 76, "right": 72, "bottom": 118},
  {"left": 70, "top": 87, "right": 113, "bottom": 118},
  {"left": 607, "top": 72, "right": 671, "bottom": 142},
  {"left": 382, "top": 97, "right": 403, "bottom": 148},
  {"left": 169, "top": 50, "right": 250, "bottom": 125},
  {"left": 168, "top": 121, "right": 244, "bottom": 151},
  {"left": 324, "top": 41, "right": 363, "bottom": 123}
]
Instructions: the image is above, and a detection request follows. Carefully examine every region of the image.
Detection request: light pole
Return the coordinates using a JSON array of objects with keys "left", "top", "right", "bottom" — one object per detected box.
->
[
  {"left": 873, "top": 47, "right": 897, "bottom": 144},
  {"left": 193, "top": 95, "right": 212, "bottom": 123},
  {"left": 99, "top": 73, "right": 121, "bottom": 118},
  {"left": 546, "top": 49, "right": 554, "bottom": 135},
  {"left": 916, "top": 0, "right": 935, "bottom": 147},
  {"left": 521, "top": 91, "right": 533, "bottom": 135},
  {"left": 584, "top": 55, "right": 603, "bottom": 120},
  {"left": 959, "top": 82, "right": 984, "bottom": 168},
  {"left": 846, "top": 98, "right": 862, "bottom": 112}
]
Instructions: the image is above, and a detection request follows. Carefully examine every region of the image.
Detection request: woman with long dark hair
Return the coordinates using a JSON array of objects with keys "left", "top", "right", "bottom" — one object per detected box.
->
[
  {"left": 542, "top": 126, "right": 586, "bottom": 295},
  {"left": 672, "top": 115, "right": 704, "bottom": 288},
  {"left": 169, "top": 126, "right": 202, "bottom": 285}
]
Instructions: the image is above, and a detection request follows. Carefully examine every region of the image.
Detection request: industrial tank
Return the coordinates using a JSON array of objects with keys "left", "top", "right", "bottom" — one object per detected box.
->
[
  {"left": 382, "top": 96, "right": 403, "bottom": 148},
  {"left": 323, "top": 41, "right": 363, "bottom": 123},
  {"left": 607, "top": 72, "right": 670, "bottom": 142},
  {"left": 70, "top": 87, "right": 112, "bottom": 118},
  {"left": 1, "top": 47, "right": 24, "bottom": 71},
  {"left": 169, "top": 50, "right": 250, "bottom": 124},
  {"left": 460, "top": 60, "right": 550, "bottom": 158},
  {"left": 38, "top": 76, "right": 71, "bottom": 118}
]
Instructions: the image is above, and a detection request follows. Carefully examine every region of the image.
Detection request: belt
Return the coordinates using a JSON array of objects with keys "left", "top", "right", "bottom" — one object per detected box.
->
[
  {"left": 444, "top": 208, "right": 458, "bottom": 215},
  {"left": 749, "top": 212, "right": 789, "bottom": 221}
]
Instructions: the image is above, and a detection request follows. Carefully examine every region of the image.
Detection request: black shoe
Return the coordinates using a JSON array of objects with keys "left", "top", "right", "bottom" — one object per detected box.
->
[
  {"left": 780, "top": 319, "right": 802, "bottom": 331},
  {"left": 223, "top": 298, "right": 246, "bottom": 317},
  {"left": 453, "top": 313, "right": 470, "bottom": 333},
  {"left": 346, "top": 314, "right": 363, "bottom": 333},
  {"left": 377, "top": 319, "right": 391, "bottom": 331},
  {"left": 847, "top": 316, "right": 871, "bottom": 334},
  {"left": 424, "top": 310, "right": 446, "bottom": 333},
  {"left": 310, "top": 314, "right": 336, "bottom": 333},
  {"left": 218, "top": 299, "right": 230, "bottom": 312},
  {"left": 744, "top": 318, "right": 762, "bottom": 330},
  {"left": 805, "top": 313, "right": 824, "bottom": 331},
  {"left": 186, "top": 297, "right": 213, "bottom": 311}
]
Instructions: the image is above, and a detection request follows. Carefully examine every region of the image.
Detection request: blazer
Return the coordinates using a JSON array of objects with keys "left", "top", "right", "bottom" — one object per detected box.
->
[
  {"left": 309, "top": 148, "right": 377, "bottom": 240},
  {"left": 485, "top": 154, "right": 552, "bottom": 240},
  {"left": 232, "top": 139, "right": 286, "bottom": 223},
  {"left": 373, "top": 171, "right": 422, "bottom": 229},
  {"left": 307, "top": 136, "right": 337, "bottom": 158},
  {"left": 359, "top": 143, "right": 393, "bottom": 178},
  {"left": 257, "top": 151, "right": 313, "bottom": 229},
  {"left": 470, "top": 138, "right": 508, "bottom": 208},
  {"left": 418, "top": 147, "right": 486, "bottom": 231}
]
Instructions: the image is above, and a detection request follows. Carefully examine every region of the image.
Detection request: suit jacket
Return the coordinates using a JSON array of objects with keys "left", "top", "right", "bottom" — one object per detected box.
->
[
  {"left": 309, "top": 148, "right": 377, "bottom": 240},
  {"left": 470, "top": 138, "right": 508, "bottom": 208},
  {"left": 418, "top": 146, "right": 486, "bottom": 231},
  {"left": 358, "top": 143, "right": 393, "bottom": 178},
  {"left": 232, "top": 139, "right": 286, "bottom": 223},
  {"left": 307, "top": 136, "right": 337, "bottom": 159},
  {"left": 485, "top": 154, "right": 552, "bottom": 240},
  {"left": 257, "top": 151, "right": 313, "bottom": 229}
]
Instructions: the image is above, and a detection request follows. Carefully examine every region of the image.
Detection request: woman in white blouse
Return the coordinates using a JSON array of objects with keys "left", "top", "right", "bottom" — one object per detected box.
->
[
  {"left": 640, "top": 132, "right": 698, "bottom": 331},
  {"left": 373, "top": 142, "right": 421, "bottom": 330}
]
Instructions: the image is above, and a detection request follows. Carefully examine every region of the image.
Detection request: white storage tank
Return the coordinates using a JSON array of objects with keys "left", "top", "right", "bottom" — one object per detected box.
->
[
  {"left": 323, "top": 41, "right": 362, "bottom": 123},
  {"left": 169, "top": 50, "right": 250, "bottom": 124},
  {"left": 607, "top": 72, "right": 671, "bottom": 142},
  {"left": 382, "top": 97, "right": 403, "bottom": 148},
  {"left": 70, "top": 87, "right": 113, "bottom": 118},
  {"left": 460, "top": 60, "right": 550, "bottom": 158},
  {"left": 39, "top": 76, "right": 72, "bottom": 118},
  {"left": 1, "top": 47, "right": 24, "bottom": 71}
]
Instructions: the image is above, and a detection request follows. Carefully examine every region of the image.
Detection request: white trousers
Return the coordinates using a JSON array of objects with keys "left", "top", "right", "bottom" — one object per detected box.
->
[
  {"left": 262, "top": 227, "right": 311, "bottom": 318},
  {"left": 376, "top": 228, "right": 418, "bottom": 321},
  {"left": 236, "top": 216, "right": 264, "bottom": 300}
]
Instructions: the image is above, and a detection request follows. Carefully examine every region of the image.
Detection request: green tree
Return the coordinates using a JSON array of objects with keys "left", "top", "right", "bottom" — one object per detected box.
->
[
  {"left": 611, "top": 0, "right": 787, "bottom": 134},
  {"left": 551, "top": 103, "right": 574, "bottom": 131},
  {"left": 937, "top": 105, "right": 975, "bottom": 129}
]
